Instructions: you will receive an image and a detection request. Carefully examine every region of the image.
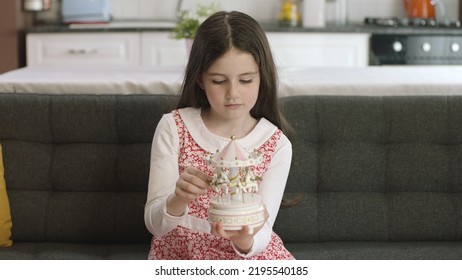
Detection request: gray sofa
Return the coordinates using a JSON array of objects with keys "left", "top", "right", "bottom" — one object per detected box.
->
[{"left": 0, "top": 93, "right": 461, "bottom": 259}]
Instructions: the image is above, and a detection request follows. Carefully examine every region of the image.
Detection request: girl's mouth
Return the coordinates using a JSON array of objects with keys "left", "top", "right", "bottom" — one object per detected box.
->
[{"left": 225, "top": 104, "right": 241, "bottom": 110}]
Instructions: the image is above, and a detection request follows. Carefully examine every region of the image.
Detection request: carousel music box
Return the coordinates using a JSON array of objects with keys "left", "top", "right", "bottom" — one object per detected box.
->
[{"left": 206, "top": 136, "right": 265, "bottom": 234}]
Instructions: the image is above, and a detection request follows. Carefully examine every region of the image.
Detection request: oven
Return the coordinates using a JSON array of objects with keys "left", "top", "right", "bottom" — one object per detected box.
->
[{"left": 366, "top": 17, "right": 462, "bottom": 65}]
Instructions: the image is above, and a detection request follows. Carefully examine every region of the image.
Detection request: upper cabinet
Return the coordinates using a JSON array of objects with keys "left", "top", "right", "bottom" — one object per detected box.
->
[{"left": 26, "top": 31, "right": 370, "bottom": 67}]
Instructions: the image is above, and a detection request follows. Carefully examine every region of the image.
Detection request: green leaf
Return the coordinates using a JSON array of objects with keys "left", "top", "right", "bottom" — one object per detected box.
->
[{"left": 171, "top": 2, "right": 219, "bottom": 39}]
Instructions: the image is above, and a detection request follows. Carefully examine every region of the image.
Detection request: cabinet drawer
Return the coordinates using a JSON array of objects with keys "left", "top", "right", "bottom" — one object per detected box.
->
[
  {"left": 26, "top": 33, "right": 140, "bottom": 66},
  {"left": 267, "top": 33, "right": 370, "bottom": 67}
]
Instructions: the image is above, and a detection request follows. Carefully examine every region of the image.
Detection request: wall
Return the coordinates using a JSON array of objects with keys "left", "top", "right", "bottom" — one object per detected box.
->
[
  {"left": 0, "top": 1, "right": 18, "bottom": 73},
  {"left": 36, "top": 0, "right": 461, "bottom": 24},
  {"left": 0, "top": 0, "right": 29, "bottom": 73},
  {"left": 107, "top": 0, "right": 462, "bottom": 23}
]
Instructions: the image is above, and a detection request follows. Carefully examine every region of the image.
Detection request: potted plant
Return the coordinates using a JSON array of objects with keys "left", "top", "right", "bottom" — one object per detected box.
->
[{"left": 171, "top": 2, "right": 219, "bottom": 53}]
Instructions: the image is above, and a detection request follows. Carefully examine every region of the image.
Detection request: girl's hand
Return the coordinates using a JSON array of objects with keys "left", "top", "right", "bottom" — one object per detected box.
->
[
  {"left": 175, "top": 166, "right": 212, "bottom": 203},
  {"left": 167, "top": 167, "right": 212, "bottom": 216},
  {"left": 211, "top": 207, "right": 269, "bottom": 254}
]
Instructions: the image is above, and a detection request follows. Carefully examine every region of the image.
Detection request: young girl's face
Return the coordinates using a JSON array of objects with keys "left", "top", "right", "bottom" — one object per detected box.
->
[{"left": 200, "top": 48, "right": 260, "bottom": 123}]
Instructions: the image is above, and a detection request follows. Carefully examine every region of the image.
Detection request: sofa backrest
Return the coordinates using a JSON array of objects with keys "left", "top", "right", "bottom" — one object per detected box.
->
[
  {"left": 0, "top": 93, "right": 176, "bottom": 244},
  {"left": 275, "top": 95, "right": 462, "bottom": 243},
  {"left": 2, "top": 93, "right": 462, "bottom": 245}
]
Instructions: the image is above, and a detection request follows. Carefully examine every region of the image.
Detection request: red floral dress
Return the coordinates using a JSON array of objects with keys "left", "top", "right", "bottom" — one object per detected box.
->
[{"left": 148, "top": 110, "right": 294, "bottom": 260}]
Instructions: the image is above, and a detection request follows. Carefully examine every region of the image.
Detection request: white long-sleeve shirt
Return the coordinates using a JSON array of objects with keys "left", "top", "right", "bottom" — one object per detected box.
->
[{"left": 144, "top": 107, "right": 292, "bottom": 258}]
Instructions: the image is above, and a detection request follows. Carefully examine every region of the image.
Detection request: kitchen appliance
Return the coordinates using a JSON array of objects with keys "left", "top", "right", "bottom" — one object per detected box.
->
[
  {"left": 334, "top": 0, "right": 347, "bottom": 25},
  {"left": 403, "top": 0, "right": 435, "bottom": 19},
  {"left": 23, "top": 0, "right": 51, "bottom": 11},
  {"left": 366, "top": 17, "right": 462, "bottom": 65},
  {"left": 61, "top": 0, "right": 111, "bottom": 24},
  {"left": 302, "top": 0, "right": 325, "bottom": 28}
]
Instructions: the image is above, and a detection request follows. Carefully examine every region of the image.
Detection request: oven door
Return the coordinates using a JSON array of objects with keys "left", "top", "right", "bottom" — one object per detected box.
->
[{"left": 370, "top": 34, "right": 462, "bottom": 65}]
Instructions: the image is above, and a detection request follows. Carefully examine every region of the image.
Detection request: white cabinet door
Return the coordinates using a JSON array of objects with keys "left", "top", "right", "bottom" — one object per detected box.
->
[
  {"left": 141, "top": 32, "right": 189, "bottom": 67},
  {"left": 26, "top": 33, "right": 140, "bottom": 66},
  {"left": 267, "top": 33, "right": 370, "bottom": 68}
]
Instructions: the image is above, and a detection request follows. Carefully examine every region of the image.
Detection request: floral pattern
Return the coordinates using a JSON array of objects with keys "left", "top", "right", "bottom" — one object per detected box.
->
[{"left": 148, "top": 110, "right": 294, "bottom": 260}]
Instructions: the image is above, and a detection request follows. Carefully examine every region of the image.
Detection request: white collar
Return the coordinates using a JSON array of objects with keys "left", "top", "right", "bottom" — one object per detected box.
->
[{"left": 178, "top": 107, "right": 278, "bottom": 153}]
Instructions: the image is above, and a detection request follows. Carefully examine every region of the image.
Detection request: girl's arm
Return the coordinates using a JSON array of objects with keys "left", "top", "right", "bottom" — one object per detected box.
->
[
  {"left": 144, "top": 114, "right": 185, "bottom": 237},
  {"left": 232, "top": 135, "right": 293, "bottom": 257}
]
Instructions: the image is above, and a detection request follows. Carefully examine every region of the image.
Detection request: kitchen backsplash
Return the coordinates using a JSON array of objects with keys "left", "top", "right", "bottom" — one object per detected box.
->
[{"left": 36, "top": 0, "right": 460, "bottom": 24}]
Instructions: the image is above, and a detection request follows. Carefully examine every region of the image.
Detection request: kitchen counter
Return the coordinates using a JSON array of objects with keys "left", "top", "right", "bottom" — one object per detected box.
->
[
  {"left": 1, "top": 65, "right": 462, "bottom": 96},
  {"left": 26, "top": 21, "right": 462, "bottom": 35}
]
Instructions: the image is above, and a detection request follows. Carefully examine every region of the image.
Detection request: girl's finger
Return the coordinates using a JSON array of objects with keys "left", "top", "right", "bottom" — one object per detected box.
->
[
  {"left": 211, "top": 222, "right": 231, "bottom": 239},
  {"left": 186, "top": 167, "right": 212, "bottom": 183}
]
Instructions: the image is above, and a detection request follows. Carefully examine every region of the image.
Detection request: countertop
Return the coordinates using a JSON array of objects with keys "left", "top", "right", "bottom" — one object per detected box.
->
[
  {"left": 26, "top": 21, "right": 462, "bottom": 35},
  {"left": 1, "top": 65, "right": 462, "bottom": 96}
]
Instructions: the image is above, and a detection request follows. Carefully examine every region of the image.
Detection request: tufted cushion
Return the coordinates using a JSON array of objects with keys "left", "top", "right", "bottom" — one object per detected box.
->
[
  {"left": 275, "top": 95, "right": 462, "bottom": 243},
  {"left": 0, "top": 93, "right": 176, "bottom": 245}
]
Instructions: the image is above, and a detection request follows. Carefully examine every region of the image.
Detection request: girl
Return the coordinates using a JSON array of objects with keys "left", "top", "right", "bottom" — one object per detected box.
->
[{"left": 144, "top": 11, "right": 294, "bottom": 260}]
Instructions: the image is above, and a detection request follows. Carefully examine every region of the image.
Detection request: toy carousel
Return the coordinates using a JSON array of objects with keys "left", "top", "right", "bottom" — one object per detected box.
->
[{"left": 206, "top": 136, "right": 265, "bottom": 234}]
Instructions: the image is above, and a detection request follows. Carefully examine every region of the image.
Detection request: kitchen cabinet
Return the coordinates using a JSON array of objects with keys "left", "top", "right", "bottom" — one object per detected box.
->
[
  {"left": 26, "top": 33, "right": 140, "bottom": 66},
  {"left": 26, "top": 31, "right": 369, "bottom": 67},
  {"left": 141, "top": 32, "right": 188, "bottom": 67},
  {"left": 26, "top": 32, "right": 187, "bottom": 67},
  {"left": 267, "top": 33, "right": 370, "bottom": 67}
]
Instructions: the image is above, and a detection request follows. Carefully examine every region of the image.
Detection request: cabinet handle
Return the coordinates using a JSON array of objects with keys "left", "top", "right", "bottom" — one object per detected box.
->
[{"left": 68, "top": 49, "right": 98, "bottom": 55}]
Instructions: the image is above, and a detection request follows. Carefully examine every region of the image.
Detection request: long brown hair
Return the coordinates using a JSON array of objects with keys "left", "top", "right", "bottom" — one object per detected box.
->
[{"left": 176, "top": 11, "right": 292, "bottom": 136}]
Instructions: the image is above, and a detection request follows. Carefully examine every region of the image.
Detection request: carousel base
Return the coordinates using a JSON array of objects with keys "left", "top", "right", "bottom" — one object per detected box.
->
[{"left": 208, "top": 193, "right": 265, "bottom": 234}]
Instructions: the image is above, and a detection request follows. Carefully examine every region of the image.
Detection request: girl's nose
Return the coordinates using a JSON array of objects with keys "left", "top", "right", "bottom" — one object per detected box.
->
[{"left": 225, "top": 82, "right": 239, "bottom": 99}]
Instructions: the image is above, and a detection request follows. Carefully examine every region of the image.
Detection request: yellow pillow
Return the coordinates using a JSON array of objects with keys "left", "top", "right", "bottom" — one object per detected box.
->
[{"left": 0, "top": 144, "right": 13, "bottom": 247}]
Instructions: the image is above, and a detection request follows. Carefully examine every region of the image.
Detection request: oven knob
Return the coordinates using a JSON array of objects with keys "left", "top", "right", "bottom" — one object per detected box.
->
[
  {"left": 451, "top": 43, "right": 460, "bottom": 52},
  {"left": 422, "top": 42, "right": 431, "bottom": 52},
  {"left": 392, "top": 41, "right": 403, "bottom": 52}
]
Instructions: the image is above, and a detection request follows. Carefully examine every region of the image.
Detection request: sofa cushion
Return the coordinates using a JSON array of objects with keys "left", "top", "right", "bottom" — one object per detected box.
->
[
  {"left": 276, "top": 95, "right": 462, "bottom": 245},
  {"left": 0, "top": 94, "right": 177, "bottom": 245},
  {"left": 0, "top": 144, "right": 13, "bottom": 247},
  {"left": 285, "top": 241, "right": 462, "bottom": 260},
  {"left": 0, "top": 242, "right": 150, "bottom": 260}
]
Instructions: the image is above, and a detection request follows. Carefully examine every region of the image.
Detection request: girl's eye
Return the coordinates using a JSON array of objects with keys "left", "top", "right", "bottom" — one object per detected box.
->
[
  {"left": 212, "top": 80, "right": 225, "bottom": 85},
  {"left": 240, "top": 79, "right": 253, "bottom": 84}
]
